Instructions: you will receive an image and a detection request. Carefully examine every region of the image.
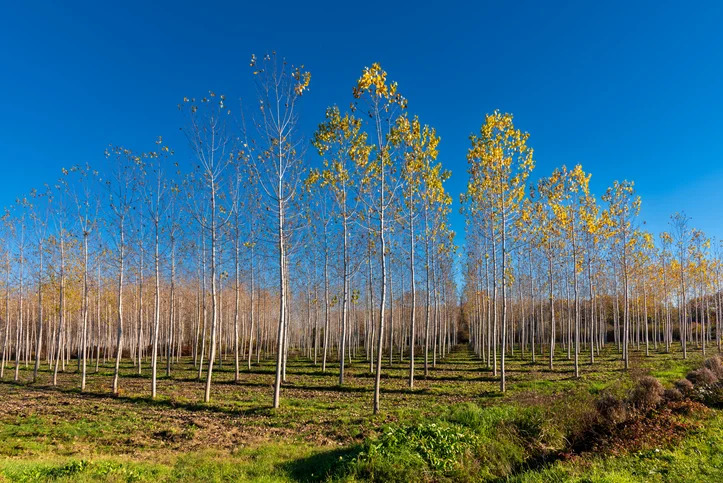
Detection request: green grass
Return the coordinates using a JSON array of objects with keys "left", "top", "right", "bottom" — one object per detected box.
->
[
  {"left": 0, "top": 343, "right": 719, "bottom": 481},
  {"left": 513, "top": 410, "right": 723, "bottom": 482}
]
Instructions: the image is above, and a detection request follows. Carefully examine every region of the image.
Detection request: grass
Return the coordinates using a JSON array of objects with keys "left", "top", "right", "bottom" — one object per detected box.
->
[
  {"left": 0, "top": 343, "right": 718, "bottom": 481},
  {"left": 513, "top": 409, "right": 723, "bottom": 482}
]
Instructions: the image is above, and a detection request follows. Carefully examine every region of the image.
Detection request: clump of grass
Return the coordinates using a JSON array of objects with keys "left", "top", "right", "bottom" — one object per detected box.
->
[
  {"left": 337, "top": 403, "right": 565, "bottom": 482},
  {"left": 354, "top": 421, "right": 478, "bottom": 480}
]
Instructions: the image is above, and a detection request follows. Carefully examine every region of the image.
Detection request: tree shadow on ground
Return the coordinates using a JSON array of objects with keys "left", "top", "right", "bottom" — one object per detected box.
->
[
  {"left": 283, "top": 444, "right": 362, "bottom": 482},
  {"left": 0, "top": 380, "right": 274, "bottom": 418}
]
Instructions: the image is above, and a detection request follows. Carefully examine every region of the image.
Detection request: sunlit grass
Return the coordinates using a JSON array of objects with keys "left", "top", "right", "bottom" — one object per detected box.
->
[{"left": 0, "top": 343, "right": 718, "bottom": 481}]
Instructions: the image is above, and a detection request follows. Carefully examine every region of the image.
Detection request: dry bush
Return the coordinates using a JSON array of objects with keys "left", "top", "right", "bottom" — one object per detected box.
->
[
  {"left": 663, "top": 388, "right": 682, "bottom": 402},
  {"left": 675, "top": 378, "right": 694, "bottom": 395},
  {"left": 595, "top": 393, "right": 628, "bottom": 425},
  {"left": 703, "top": 356, "right": 723, "bottom": 378},
  {"left": 629, "top": 376, "right": 663, "bottom": 411},
  {"left": 668, "top": 399, "right": 709, "bottom": 416},
  {"left": 686, "top": 367, "right": 718, "bottom": 386}
]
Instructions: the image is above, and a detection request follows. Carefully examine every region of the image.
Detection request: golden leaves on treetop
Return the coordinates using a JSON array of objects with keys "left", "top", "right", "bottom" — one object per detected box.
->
[
  {"left": 292, "top": 67, "right": 311, "bottom": 96},
  {"left": 353, "top": 63, "right": 407, "bottom": 109}
]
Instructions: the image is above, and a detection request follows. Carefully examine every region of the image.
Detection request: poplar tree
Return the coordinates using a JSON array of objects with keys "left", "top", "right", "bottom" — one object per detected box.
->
[
  {"left": 352, "top": 63, "right": 407, "bottom": 413},
  {"left": 466, "top": 111, "right": 534, "bottom": 392},
  {"left": 311, "top": 106, "right": 370, "bottom": 384},
  {"left": 248, "top": 53, "right": 310, "bottom": 409},
  {"left": 603, "top": 180, "right": 641, "bottom": 368},
  {"left": 393, "top": 115, "right": 443, "bottom": 387}
]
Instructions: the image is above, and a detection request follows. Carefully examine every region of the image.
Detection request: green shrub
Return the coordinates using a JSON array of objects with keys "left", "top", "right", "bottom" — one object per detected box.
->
[
  {"left": 349, "top": 421, "right": 478, "bottom": 481},
  {"left": 342, "top": 403, "right": 564, "bottom": 482}
]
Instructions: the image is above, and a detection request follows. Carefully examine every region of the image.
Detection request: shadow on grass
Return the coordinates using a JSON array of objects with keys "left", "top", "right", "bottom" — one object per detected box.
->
[
  {"left": 0, "top": 379, "right": 274, "bottom": 418},
  {"left": 283, "top": 444, "right": 362, "bottom": 482}
]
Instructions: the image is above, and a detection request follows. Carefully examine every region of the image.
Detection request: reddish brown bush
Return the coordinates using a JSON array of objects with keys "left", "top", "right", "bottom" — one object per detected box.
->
[
  {"left": 675, "top": 378, "right": 694, "bottom": 394},
  {"left": 668, "top": 399, "right": 710, "bottom": 415},
  {"left": 629, "top": 376, "right": 663, "bottom": 411},
  {"left": 663, "top": 388, "right": 682, "bottom": 402},
  {"left": 686, "top": 368, "right": 718, "bottom": 386},
  {"left": 596, "top": 393, "right": 628, "bottom": 425},
  {"left": 703, "top": 356, "right": 723, "bottom": 378}
]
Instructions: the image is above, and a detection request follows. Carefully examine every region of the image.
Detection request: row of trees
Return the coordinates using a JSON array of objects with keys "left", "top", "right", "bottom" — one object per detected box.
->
[
  {"left": 0, "top": 56, "right": 457, "bottom": 413},
  {"left": 461, "top": 112, "right": 722, "bottom": 392}
]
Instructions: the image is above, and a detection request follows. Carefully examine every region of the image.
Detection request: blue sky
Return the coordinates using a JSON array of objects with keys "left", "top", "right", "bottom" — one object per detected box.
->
[{"left": 2, "top": 0, "right": 722, "bottom": 248}]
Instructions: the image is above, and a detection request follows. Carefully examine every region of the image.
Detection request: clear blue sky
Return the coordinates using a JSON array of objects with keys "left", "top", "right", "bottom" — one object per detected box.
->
[{"left": 2, "top": 0, "right": 722, "bottom": 247}]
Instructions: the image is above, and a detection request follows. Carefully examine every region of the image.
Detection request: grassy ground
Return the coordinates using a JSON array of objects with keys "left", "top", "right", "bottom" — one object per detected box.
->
[
  {"left": 0, "top": 343, "right": 718, "bottom": 481},
  {"left": 512, "top": 408, "right": 723, "bottom": 482}
]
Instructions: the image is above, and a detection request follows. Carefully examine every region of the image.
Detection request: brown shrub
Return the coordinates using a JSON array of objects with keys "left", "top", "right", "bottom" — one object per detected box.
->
[
  {"left": 686, "top": 367, "right": 718, "bottom": 386},
  {"left": 675, "top": 378, "right": 694, "bottom": 394},
  {"left": 668, "top": 399, "right": 710, "bottom": 416},
  {"left": 595, "top": 393, "right": 628, "bottom": 425},
  {"left": 629, "top": 376, "right": 663, "bottom": 411},
  {"left": 663, "top": 388, "right": 682, "bottom": 402},
  {"left": 703, "top": 356, "right": 723, "bottom": 378}
]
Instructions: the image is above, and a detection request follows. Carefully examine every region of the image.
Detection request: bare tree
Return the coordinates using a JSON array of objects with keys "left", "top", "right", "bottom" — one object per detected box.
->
[
  {"left": 670, "top": 212, "right": 692, "bottom": 359},
  {"left": 106, "top": 146, "right": 140, "bottom": 395},
  {"left": 247, "top": 53, "right": 310, "bottom": 409},
  {"left": 71, "top": 164, "right": 99, "bottom": 391},
  {"left": 181, "top": 92, "right": 233, "bottom": 403},
  {"left": 143, "top": 139, "right": 172, "bottom": 398},
  {"left": 28, "top": 187, "right": 51, "bottom": 382}
]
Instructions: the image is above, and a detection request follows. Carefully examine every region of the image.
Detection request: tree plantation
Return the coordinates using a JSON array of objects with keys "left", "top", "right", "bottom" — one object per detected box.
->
[
  {"left": 2, "top": 55, "right": 723, "bottom": 482},
  {"left": 1, "top": 59, "right": 462, "bottom": 411}
]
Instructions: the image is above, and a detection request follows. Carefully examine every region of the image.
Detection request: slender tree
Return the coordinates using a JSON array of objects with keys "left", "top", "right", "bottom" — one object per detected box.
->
[
  {"left": 466, "top": 111, "right": 534, "bottom": 392},
  {"left": 248, "top": 53, "right": 310, "bottom": 409}
]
